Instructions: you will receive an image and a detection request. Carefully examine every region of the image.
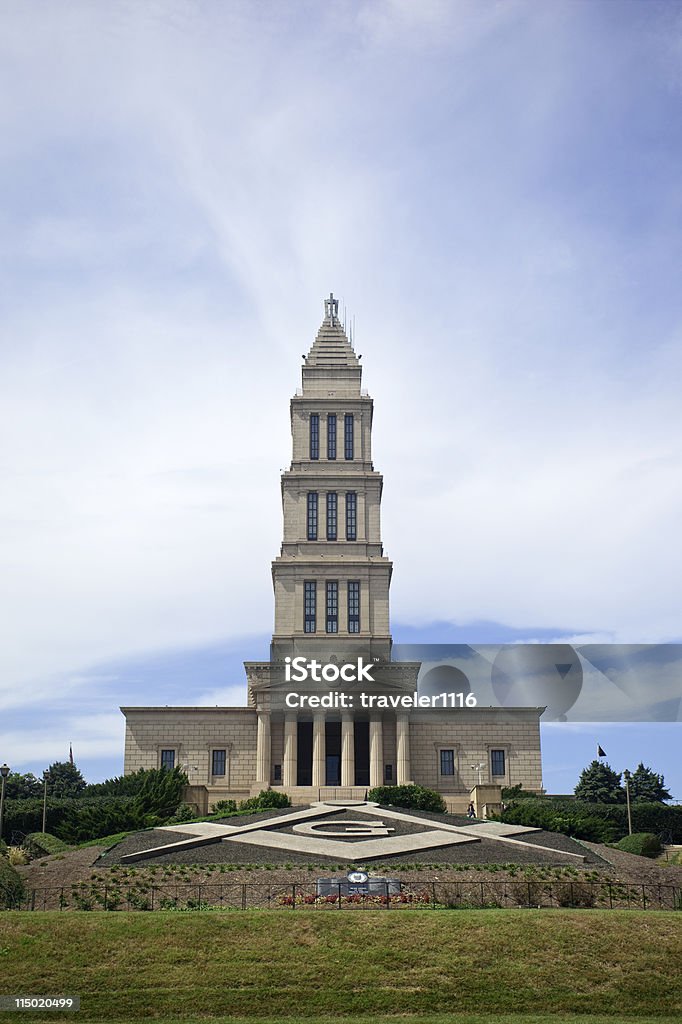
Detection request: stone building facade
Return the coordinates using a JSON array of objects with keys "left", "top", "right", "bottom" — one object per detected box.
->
[{"left": 122, "top": 296, "right": 544, "bottom": 810}]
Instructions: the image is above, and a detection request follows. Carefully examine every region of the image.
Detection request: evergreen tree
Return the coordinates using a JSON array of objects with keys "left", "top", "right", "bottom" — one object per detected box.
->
[
  {"left": 628, "top": 762, "right": 671, "bottom": 803},
  {"left": 574, "top": 760, "right": 625, "bottom": 804},
  {"left": 44, "top": 761, "right": 86, "bottom": 798},
  {"left": 4, "top": 772, "right": 42, "bottom": 800}
]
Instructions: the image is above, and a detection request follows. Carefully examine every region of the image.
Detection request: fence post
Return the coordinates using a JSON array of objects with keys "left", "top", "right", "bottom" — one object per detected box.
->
[
  {"left": 242, "top": 884, "right": 247, "bottom": 910},
  {"left": 338, "top": 882, "right": 342, "bottom": 909},
  {"left": 527, "top": 881, "right": 532, "bottom": 908},
  {"left": 432, "top": 882, "right": 436, "bottom": 908},
  {"left": 642, "top": 885, "right": 647, "bottom": 910},
  {"left": 569, "top": 882, "right": 574, "bottom": 908},
  {"left": 151, "top": 886, "right": 155, "bottom": 911},
  {"left": 386, "top": 881, "right": 390, "bottom": 910},
  {"left": 480, "top": 882, "right": 484, "bottom": 908},
  {"left": 608, "top": 883, "right": 613, "bottom": 909}
]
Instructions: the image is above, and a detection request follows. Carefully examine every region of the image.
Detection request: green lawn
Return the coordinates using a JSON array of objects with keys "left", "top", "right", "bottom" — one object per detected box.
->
[{"left": 0, "top": 910, "right": 680, "bottom": 1022}]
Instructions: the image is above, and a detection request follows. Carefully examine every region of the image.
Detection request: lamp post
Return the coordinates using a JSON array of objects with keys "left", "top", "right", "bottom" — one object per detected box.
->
[
  {"left": 42, "top": 770, "right": 48, "bottom": 834},
  {"left": 0, "top": 763, "right": 10, "bottom": 843},
  {"left": 623, "top": 768, "right": 633, "bottom": 836}
]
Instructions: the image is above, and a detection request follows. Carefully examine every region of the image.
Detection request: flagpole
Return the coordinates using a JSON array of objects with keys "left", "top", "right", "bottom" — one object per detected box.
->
[{"left": 623, "top": 768, "right": 633, "bottom": 835}]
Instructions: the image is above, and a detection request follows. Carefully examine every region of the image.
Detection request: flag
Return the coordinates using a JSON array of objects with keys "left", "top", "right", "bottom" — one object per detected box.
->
[
  {"left": 69, "top": 743, "right": 74, "bottom": 765},
  {"left": 597, "top": 745, "right": 606, "bottom": 758}
]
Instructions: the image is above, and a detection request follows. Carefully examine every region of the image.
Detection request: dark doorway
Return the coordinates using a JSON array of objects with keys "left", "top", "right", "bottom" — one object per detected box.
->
[
  {"left": 297, "top": 721, "right": 313, "bottom": 786},
  {"left": 354, "top": 720, "right": 370, "bottom": 786},
  {"left": 325, "top": 721, "right": 341, "bottom": 786}
]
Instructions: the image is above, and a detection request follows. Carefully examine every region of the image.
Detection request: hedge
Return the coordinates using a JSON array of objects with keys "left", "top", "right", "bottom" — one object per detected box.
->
[
  {"left": 1, "top": 768, "right": 189, "bottom": 844},
  {"left": 24, "top": 832, "right": 69, "bottom": 857},
  {"left": 501, "top": 798, "right": 682, "bottom": 843},
  {"left": 616, "top": 832, "right": 663, "bottom": 858},
  {"left": 367, "top": 785, "right": 446, "bottom": 813}
]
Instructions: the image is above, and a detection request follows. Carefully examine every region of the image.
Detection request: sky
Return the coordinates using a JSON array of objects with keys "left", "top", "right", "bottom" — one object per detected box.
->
[{"left": 0, "top": 1, "right": 681, "bottom": 797}]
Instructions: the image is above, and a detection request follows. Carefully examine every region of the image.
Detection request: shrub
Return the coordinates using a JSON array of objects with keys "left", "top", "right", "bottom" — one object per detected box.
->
[
  {"left": 166, "top": 803, "right": 195, "bottom": 824},
  {"left": 238, "top": 790, "right": 291, "bottom": 812},
  {"left": 616, "top": 832, "right": 663, "bottom": 858},
  {"left": 0, "top": 857, "right": 25, "bottom": 909},
  {"left": 7, "top": 846, "right": 29, "bottom": 866},
  {"left": 24, "top": 833, "right": 69, "bottom": 857},
  {"left": 212, "top": 799, "right": 237, "bottom": 815},
  {"left": 367, "top": 785, "right": 446, "bottom": 814}
]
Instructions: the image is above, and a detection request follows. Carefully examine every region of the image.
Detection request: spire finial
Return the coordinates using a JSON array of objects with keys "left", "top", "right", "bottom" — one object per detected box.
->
[{"left": 324, "top": 292, "right": 339, "bottom": 324}]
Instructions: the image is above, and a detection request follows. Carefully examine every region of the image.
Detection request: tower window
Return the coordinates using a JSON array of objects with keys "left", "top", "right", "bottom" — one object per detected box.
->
[
  {"left": 307, "top": 492, "right": 318, "bottom": 541},
  {"left": 326, "top": 581, "right": 338, "bottom": 633},
  {"left": 326, "top": 492, "right": 337, "bottom": 541},
  {"left": 310, "top": 414, "right": 319, "bottom": 460},
  {"left": 211, "top": 749, "right": 226, "bottom": 776},
  {"left": 327, "top": 414, "right": 337, "bottom": 460},
  {"left": 491, "top": 749, "right": 506, "bottom": 777},
  {"left": 344, "top": 414, "right": 354, "bottom": 460},
  {"left": 345, "top": 492, "right": 357, "bottom": 540},
  {"left": 304, "top": 581, "right": 317, "bottom": 633},
  {"left": 348, "top": 581, "right": 360, "bottom": 633}
]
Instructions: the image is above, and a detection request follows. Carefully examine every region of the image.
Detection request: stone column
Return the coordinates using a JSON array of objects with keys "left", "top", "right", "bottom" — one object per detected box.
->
[
  {"left": 396, "top": 713, "right": 412, "bottom": 785},
  {"left": 283, "top": 714, "right": 297, "bottom": 788},
  {"left": 256, "top": 711, "right": 271, "bottom": 785},
  {"left": 369, "top": 717, "right": 383, "bottom": 788},
  {"left": 341, "top": 714, "right": 355, "bottom": 787},
  {"left": 312, "top": 713, "right": 326, "bottom": 788}
]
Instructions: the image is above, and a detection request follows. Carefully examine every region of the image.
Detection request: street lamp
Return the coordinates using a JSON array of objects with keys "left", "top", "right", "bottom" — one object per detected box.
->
[
  {"left": 623, "top": 768, "right": 633, "bottom": 836},
  {"left": 0, "top": 763, "right": 10, "bottom": 843}
]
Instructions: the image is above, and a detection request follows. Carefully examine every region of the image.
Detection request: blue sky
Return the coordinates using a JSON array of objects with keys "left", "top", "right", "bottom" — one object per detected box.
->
[{"left": 0, "top": 1, "right": 680, "bottom": 797}]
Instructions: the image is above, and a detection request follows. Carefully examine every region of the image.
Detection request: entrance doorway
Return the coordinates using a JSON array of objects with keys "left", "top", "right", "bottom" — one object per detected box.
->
[
  {"left": 354, "top": 720, "right": 370, "bottom": 786},
  {"left": 325, "top": 721, "right": 341, "bottom": 785},
  {"left": 296, "top": 721, "right": 312, "bottom": 786}
]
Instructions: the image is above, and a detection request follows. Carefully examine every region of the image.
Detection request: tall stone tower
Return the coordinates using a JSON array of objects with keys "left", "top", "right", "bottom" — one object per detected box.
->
[
  {"left": 244, "top": 295, "right": 419, "bottom": 792},
  {"left": 271, "top": 292, "right": 392, "bottom": 663}
]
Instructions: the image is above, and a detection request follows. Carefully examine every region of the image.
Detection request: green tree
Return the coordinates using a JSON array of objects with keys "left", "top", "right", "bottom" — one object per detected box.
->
[
  {"left": 44, "top": 761, "right": 86, "bottom": 798},
  {"left": 628, "top": 762, "right": 671, "bottom": 803},
  {"left": 574, "top": 760, "right": 625, "bottom": 804},
  {"left": 4, "top": 772, "right": 42, "bottom": 800}
]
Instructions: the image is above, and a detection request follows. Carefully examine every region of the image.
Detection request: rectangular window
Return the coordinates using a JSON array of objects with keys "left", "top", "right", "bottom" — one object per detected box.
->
[
  {"left": 491, "top": 749, "right": 506, "bottom": 777},
  {"left": 327, "top": 414, "right": 337, "bottom": 460},
  {"left": 160, "top": 749, "right": 175, "bottom": 771},
  {"left": 345, "top": 492, "right": 357, "bottom": 540},
  {"left": 309, "top": 414, "right": 319, "bottom": 460},
  {"left": 211, "top": 749, "right": 226, "bottom": 776},
  {"left": 307, "top": 492, "right": 318, "bottom": 540},
  {"left": 326, "top": 492, "right": 337, "bottom": 540},
  {"left": 326, "top": 581, "right": 338, "bottom": 633},
  {"left": 385, "top": 764, "right": 393, "bottom": 782},
  {"left": 344, "top": 414, "right": 354, "bottom": 460},
  {"left": 273, "top": 764, "right": 282, "bottom": 783},
  {"left": 347, "top": 581, "right": 360, "bottom": 633},
  {"left": 440, "top": 749, "right": 455, "bottom": 776},
  {"left": 304, "top": 581, "right": 317, "bottom": 633}
]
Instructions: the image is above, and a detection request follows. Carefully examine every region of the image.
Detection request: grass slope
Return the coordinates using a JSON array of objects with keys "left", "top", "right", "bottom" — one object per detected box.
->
[{"left": 0, "top": 910, "right": 680, "bottom": 1021}]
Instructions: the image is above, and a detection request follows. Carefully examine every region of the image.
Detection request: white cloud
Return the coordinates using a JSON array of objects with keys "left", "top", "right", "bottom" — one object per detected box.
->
[{"left": 0, "top": 0, "right": 681, "bottom": 731}]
